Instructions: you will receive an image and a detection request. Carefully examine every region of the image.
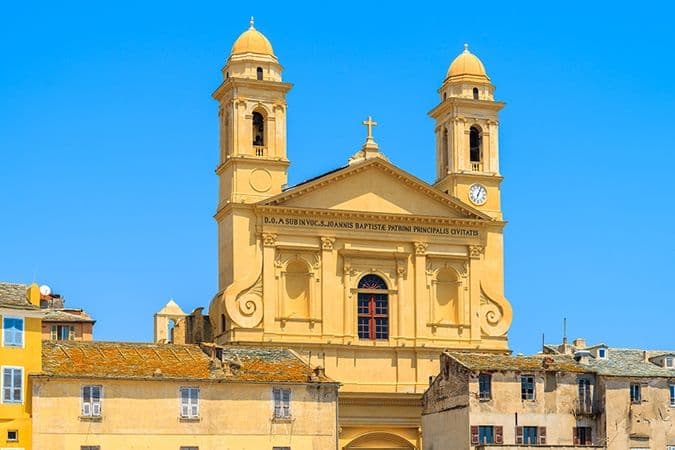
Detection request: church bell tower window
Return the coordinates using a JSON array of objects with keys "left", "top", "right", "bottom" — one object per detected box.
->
[
  {"left": 357, "top": 275, "right": 389, "bottom": 340},
  {"left": 469, "top": 126, "right": 482, "bottom": 171},
  {"left": 252, "top": 111, "right": 265, "bottom": 152},
  {"left": 256, "top": 67, "right": 263, "bottom": 80},
  {"left": 473, "top": 87, "right": 479, "bottom": 100}
]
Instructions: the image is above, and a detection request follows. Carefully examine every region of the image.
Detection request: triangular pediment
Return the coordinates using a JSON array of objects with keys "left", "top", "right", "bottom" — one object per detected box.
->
[{"left": 260, "top": 158, "right": 491, "bottom": 220}]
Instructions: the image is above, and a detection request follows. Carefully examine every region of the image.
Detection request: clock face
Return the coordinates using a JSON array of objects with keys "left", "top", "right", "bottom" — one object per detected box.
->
[{"left": 468, "top": 184, "right": 487, "bottom": 205}]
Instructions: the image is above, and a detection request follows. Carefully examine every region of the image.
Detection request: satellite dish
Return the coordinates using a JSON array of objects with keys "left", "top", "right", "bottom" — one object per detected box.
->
[{"left": 39, "top": 285, "right": 52, "bottom": 296}]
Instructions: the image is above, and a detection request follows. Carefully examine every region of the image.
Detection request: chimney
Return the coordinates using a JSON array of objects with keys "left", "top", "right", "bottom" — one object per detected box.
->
[
  {"left": 313, "top": 366, "right": 326, "bottom": 378},
  {"left": 573, "top": 338, "right": 586, "bottom": 349}
]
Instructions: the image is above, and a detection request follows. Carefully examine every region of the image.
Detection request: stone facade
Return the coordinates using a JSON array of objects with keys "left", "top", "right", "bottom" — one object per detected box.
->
[{"left": 423, "top": 344, "right": 675, "bottom": 450}]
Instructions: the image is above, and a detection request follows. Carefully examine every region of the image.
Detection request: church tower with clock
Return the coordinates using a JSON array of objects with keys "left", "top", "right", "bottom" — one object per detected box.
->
[
  {"left": 430, "top": 44, "right": 505, "bottom": 221},
  {"left": 208, "top": 21, "right": 513, "bottom": 450}
]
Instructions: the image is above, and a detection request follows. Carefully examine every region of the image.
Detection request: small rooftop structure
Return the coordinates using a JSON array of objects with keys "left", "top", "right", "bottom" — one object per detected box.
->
[{"left": 0, "top": 281, "right": 41, "bottom": 310}]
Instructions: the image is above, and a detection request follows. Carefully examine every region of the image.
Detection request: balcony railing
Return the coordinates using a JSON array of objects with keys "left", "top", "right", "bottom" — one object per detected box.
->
[
  {"left": 471, "top": 161, "right": 483, "bottom": 172},
  {"left": 254, "top": 146, "right": 267, "bottom": 157},
  {"left": 577, "top": 399, "right": 595, "bottom": 415}
]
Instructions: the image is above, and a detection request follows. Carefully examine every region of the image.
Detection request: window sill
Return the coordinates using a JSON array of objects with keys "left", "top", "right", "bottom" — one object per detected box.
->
[
  {"left": 479, "top": 397, "right": 492, "bottom": 402},
  {"left": 79, "top": 415, "right": 103, "bottom": 422},
  {"left": 272, "top": 416, "right": 294, "bottom": 423},
  {"left": 179, "top": 416, "right": 201, "bottom": 423}
]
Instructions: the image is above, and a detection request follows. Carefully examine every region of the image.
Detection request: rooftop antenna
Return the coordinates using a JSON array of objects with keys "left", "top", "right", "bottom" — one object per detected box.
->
[
  {"left": 541, "top": 333, "right": 545, "bottom": 352},
  {"left": 562, "top": 317, "right": 568, "bottom": 345}
]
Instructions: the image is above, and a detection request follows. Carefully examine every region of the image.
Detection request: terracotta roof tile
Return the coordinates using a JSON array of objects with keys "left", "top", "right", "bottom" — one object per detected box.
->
[{"left": 41, "top": 341, "right": 336, "bottom": 384}]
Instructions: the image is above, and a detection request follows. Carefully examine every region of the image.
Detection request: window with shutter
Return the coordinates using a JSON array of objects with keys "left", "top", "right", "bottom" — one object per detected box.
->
[
  {"left": 179, "top": 387, "right": 199, "bottom": 419},
  {"left": 470, "top": 426, "right": 479, "bottom": 445},
  {"left": 494, "top": 426, "right": 503, "bottom": 444},
  {"left": 538, "top": 426, "right": 547, "bottom": 444},
  {"left": 573, "top": 427, "right": 579, "bottom": 445},
  {"left": 477, "top": 426, "right": 494, "bottom": 444},
  {"left": 81, "top": 385, "right": 102, "bottom": 417},
  {"left": 2, "top": 367, "right": 23, "bottom": 403},
  {"left": 522, "top": 426, "right": 537, "bottom": 445},
  {"left": 479, "top": 373, "right": 492, "bottom": 400},
  {"left": 515, "top": 426, "right": 523, "bottom": 444},
  {"left": 521, "top": 375, "right": 535, "bottom": 400},
  {"left": 273, "top": 388, "right": 292, "bottom": 419},
  {"left": 2, "top": 317, "right": 24, "bottom": 347}
]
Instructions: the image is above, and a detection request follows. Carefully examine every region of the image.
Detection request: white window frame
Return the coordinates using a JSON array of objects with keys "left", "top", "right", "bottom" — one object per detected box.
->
[
  {"left": 81, "top": 385, "right": 102, "bottom": 417},
  {"left": 669, "top": 384, "right": 675, "bottom": 407},
  {"left": 1, "top": 366, "right": 23, "bottom": 404},
  {"left": 273, "top": 387, "right": 291, "bottom": 419},
  {"left": 179, "top": 386, "right": 199, "bottom": 419},
  {"left": 665, "top": 356, "right": 674, "bottom": 368},
  {"left": 597, "top": 348, "right": 607, "bottom": 359},
  {"left": 2, "top": 316, "right": 24, "bottom": 348}
]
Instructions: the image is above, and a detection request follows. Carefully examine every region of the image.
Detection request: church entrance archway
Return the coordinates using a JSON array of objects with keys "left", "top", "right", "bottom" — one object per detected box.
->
[{"left": 344, "top": 431, "right": 415, "bottom": 450}]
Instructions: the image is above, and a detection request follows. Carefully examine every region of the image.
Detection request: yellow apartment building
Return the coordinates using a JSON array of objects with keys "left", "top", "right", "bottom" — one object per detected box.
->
[
  {"left": 31, "top": 340, "right": 339, "bottom": 449},
  {"left": 0, "top": 282, "right": 43, "bottom": 450}
]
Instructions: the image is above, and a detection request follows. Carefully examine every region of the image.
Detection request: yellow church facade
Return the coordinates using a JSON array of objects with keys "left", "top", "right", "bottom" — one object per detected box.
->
[{"left": 209, "top": 20, "right": 513, "bottom": 449}]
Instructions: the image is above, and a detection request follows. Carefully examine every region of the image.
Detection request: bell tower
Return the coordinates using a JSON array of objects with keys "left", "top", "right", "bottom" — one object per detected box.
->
[
  {"left": 212, "top": 19, "right": 292, "bottom": 292},
  {"left": 212, "top": 18, "right": 292, "bottom": 206},
  {"left": 429, "top": 44, "right": 505, "bottom": 219}
]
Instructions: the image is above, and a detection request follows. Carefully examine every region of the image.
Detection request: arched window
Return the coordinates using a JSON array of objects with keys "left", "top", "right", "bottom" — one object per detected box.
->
[
  {"left": 225, "top": 71, "right": 229, "bottom": 79},
  {"left": 256, "top": 67, "right": 263, "bottom": 80},
  {"left": 167, "top": 319, "right": 176, "bottom": 343},
  {"left": 220, "top": 314, "right": 227, "bottom": 332},
  {"left": 470, "top": 126, "right": 482, "bottom": 164},
  {"left": 252, "top": 112, "right": 265, "bottom": 147},
  {"left": 357, "top": 274, "right": 388, "bottom": 340},
  {"left": 473, "top": 87, "right": 479, "bottom": 100},
  {"left": 443, "top": 92, "right": 447, "bottom": 101}
]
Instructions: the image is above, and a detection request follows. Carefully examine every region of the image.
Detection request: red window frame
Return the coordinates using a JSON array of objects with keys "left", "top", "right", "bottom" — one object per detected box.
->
[{"left": 357, "top": 275, "right": 388, "bottom": 340}]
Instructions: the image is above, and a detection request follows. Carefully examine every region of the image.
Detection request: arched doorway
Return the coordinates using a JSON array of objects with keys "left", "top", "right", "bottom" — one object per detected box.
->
[{"left": 345, "top": 431, "right": 415, "bottom": 449}]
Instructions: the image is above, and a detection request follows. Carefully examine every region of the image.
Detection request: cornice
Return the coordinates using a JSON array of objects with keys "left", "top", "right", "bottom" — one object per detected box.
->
[
  {"left": 214, "top": 202, "right": 255, "bottom": 221},
  {"left": 339, "top": 395, "right": 422, "bottom": 407},
  {"left": 428, "top": 98, "right": 505, "bottom": 118},
  {"left": 436, "top": 172, "right": 504, "bottom": 183},
  {"left": 212, "top": 78, "right": 293, "bottom": 100},
  {"left": 255, "top": 205, "right": 496, "bottom": 228},
  {"left": 215, "top": 156, "right": 290, "bottom": 175}
]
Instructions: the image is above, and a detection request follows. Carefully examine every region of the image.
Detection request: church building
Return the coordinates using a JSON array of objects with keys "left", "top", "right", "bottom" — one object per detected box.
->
[{"left": 208, "top": 19, "right": 514, "bottom": 449}]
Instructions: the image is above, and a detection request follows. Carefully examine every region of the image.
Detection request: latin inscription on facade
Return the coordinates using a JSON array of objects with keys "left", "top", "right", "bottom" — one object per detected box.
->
[{"left": 262, "top": 215, "right": 480, "bottom": 237}]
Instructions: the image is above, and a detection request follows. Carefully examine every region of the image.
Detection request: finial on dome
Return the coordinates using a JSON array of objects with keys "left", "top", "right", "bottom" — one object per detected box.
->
[
  {"left": 464, "top": 43, "right": 469, "bottom": 53},
  {"left": 249, "top": 16, "right": 255, "bottom": 29}
]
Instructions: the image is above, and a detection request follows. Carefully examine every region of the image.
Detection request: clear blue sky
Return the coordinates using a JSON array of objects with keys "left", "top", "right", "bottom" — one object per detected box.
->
[{"left": 1, "top": 1, "right": 674, "bottom": 354}]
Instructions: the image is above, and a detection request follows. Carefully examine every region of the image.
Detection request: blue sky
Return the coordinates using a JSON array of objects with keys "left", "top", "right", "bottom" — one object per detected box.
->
[{"left": 1, "top": 1, "right": 673, "bottom": 354}]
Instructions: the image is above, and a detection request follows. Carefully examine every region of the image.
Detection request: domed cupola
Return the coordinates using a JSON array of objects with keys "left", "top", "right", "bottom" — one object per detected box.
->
[
  {"left": 230, "top": 19, "right": 276, "bottom": 57},
  {"left": 222, "top": 18, "right": 283, "bottom": 82},
  {"left": 439, "top": 44, "right": 494, "bottom": 102},
  {"left": 446, "top": 44, "right": 490, "bottom": 82}
]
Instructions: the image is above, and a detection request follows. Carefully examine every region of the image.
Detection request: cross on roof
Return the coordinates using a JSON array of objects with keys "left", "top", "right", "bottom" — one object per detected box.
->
[{"left": 362, "top": 116, "right": 377, "bottom": 141}]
